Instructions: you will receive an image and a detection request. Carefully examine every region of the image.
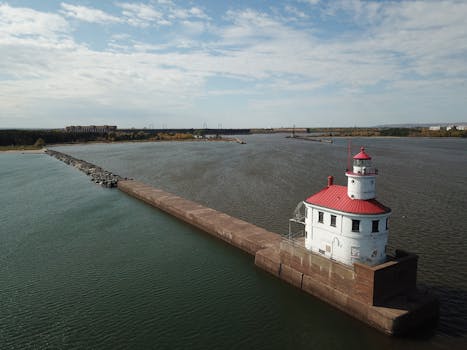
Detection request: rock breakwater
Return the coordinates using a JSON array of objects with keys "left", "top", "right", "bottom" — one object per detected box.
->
[{"left": 46, "top": 149, "right": 125, "bottom": 188}]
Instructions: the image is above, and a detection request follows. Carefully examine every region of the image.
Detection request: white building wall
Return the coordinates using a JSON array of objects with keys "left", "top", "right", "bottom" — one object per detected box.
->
[{"left": 304, "top": 203, "right": 390, "bottom": 266}]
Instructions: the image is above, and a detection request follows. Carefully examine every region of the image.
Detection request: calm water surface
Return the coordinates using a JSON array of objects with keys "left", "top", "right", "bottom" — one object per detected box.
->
[{"left": 1, "top": 135, "right": 466, "bottom": 349}]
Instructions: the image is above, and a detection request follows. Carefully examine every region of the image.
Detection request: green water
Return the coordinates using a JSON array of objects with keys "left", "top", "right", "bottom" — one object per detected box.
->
[
  {"left": 0, "top": 154, "right": 372, "bottom": 349},
  {"left": 1, "top": 138, "right": 466, "bottom": 349}
]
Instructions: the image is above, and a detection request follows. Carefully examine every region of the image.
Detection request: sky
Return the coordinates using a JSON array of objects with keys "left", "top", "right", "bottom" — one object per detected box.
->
[{"left": 0, "top": 0, "right": 466, "bottom": 129}]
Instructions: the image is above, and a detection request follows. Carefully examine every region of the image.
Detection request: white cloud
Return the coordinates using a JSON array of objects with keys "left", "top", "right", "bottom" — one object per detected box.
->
[
  {"left": 300, "top": 0, "right": 320, "bottom": 5},
  {"left": 284, "top": 5, "right": 309, "bottom": 20},
  {"left": 0, "top": 4, "right": 206, "bottom": 124},
  {"left": 0, "top": 3, "right": 69, "bottom": 40},
  {"left": 188, "top": 7, "right": 208, "bottom": 19},
  {"left": 117, "top": 2, "right": 168, "bottom": 27},
  {"left": 60, "top": 3, "right": 122, "bottom": 24},
  {"left": 169, "top": 6, "right": 209, "bottom": 20},
  {"left": 115, "top": 2, "right": 209, "bottom": 27},
  {"left": 0, "top": 1, "right": 466, "bottom": 127},
  {"left": 180, "top": 20, "right": 207, "bottom": 36}
]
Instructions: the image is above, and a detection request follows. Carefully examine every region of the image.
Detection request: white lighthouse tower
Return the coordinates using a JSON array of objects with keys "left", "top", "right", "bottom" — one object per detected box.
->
[
  {"left": 301, "top": 147, "right": 391, "bottom": 266},
  {"left": 346, "top": 147, "right": 377, "bottom": 200}
]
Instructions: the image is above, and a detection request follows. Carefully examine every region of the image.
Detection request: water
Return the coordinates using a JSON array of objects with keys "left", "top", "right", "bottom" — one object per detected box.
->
[{"left": 1, "top": 135, "right": 466, "bottom": 349}]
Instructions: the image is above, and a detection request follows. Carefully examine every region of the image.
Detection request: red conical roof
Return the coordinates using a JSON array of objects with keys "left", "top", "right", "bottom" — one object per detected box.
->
[
  {"left": 353, "top": 147, "right": 371, "bottom": 160},
  {"left": 305, "top": 185, "right": 390, "bottom": 215}
]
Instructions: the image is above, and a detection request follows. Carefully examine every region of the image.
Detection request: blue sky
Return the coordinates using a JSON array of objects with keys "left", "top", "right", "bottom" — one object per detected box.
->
[{"left": 0, "top": 0, "right": 466, "bottom": 128}]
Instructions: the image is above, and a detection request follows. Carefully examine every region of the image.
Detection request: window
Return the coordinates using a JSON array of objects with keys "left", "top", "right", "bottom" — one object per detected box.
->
[
  {"left": 318, "top": 211, "right": 324, "bottom": 223},
  {"left": 372, "top": 220, "right": 379, "bottom": 232},
  {"left": 352, "top": 220, "right": 360, "bottom": 232},
  {"left": 330, "top": 215, "right": 336, "bottom": 227}
]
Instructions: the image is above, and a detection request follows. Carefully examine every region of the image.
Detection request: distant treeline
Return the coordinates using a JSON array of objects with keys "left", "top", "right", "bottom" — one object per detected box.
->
[
  {"left": 0, "top": 130, "right": 110, "bottom": 146},
  {"left": 307, "top": 127, "right": 467, "bottom": 137},
  {"left": 0, "top": 128, "right": 250, "bottom": 146},
  {"left": 1, "top": 127, "right": 465, "bottom": 147}
]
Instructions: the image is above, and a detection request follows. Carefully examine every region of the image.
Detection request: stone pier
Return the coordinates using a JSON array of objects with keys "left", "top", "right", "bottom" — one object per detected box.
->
[
  {"left": 118, "top": 179, "right": 438, "bottom": 336},
  {"left": 118, "top": 180, "right": 281, "bottom": 255}
]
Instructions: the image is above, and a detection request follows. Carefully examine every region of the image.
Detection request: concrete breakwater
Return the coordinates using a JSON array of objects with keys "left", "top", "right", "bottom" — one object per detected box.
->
[
  {"left": 286, "top": 135, "right": 333, "bottom": 143},
  {"left": 46, "top": 149, "right": 125, "bottom": 188},
  {"left": 118, "top": 180, "right": 281, "bottom": 255},
  {"left": 118, "top": 180, "right": 439, "bottom": 336}
]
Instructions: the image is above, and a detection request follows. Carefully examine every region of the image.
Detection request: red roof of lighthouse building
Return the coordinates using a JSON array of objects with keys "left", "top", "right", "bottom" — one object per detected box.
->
[
  {"left": 305, "top": 185, "right": 390, "bottom": 215},
  {"left": 353, "top": 147, "right": 372, "bottom": 160}
]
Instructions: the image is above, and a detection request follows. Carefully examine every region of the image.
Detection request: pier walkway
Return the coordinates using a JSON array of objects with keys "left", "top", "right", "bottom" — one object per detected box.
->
[{"left": 118, "top": 180, "right": 281, "bottom": 255}]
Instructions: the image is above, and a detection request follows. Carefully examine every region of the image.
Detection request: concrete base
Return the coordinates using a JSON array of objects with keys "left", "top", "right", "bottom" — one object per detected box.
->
[
  {"left": 255, "top": 246, "right": 439, "bottom": 335},
  {"left": 118, "top": 180, "right": 439, "bottom": 336}
]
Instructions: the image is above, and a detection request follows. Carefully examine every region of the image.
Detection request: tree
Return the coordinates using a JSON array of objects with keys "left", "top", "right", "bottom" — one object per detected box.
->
[
  {"left": 34, "top": 138, "right": 45, "bottom": 148},
  {"left": 193, "top": 129, "right": 205, "bottom": 138}
]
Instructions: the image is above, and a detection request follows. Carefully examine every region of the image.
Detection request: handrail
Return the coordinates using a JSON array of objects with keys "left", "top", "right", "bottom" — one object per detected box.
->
[{"left": 346, "top": 169, "right": 378, "bottom": 176}]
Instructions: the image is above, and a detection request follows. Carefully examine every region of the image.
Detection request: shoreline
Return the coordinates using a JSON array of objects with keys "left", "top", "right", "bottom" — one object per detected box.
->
[
  {"left": 44, "top": 137, "right": 240, "bottom": 148},
  {"left": 294, "top": 135, "right": 467, "bottom": 139},
  {"left": 0, "top": 148, "right": 45, "bottom": 154},
  {"left": 3, "top": 134, "right": 462, "bottom": 153},
  {"left": 0, "top": 137, "right": 244, "bottom": 152}
]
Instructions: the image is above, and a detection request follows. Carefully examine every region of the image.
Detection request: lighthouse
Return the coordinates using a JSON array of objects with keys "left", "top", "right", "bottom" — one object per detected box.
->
[{"left": 302, "top": 147, "right": 391, "bottom": 266}]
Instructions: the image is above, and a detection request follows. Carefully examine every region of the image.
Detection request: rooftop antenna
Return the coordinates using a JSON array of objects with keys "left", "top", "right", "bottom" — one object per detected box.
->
[{"left": 347, "top": 139, "right": 352, "bottom": 172}]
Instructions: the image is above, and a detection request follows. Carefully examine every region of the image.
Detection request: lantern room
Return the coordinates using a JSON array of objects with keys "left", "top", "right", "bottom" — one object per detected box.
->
[
  {"left": 346, "top": 147, "right": 377, "bottom": 200},
  {"left": 351, "top": 147, "right": 377, "bottom": 175}
]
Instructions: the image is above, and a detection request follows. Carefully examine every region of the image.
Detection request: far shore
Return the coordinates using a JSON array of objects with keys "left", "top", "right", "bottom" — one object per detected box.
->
[
  {"left": 1, "top": 136, "right": 244, "bottom": 153},
  {"left": 46, "top": 137, "right": 241, "bottom": 148},
  {"left": 3, "top": 134, "right": 463, "bottom": 153},
  {"left": 0, "top": 148, "right": 46, "bottom": 154}
]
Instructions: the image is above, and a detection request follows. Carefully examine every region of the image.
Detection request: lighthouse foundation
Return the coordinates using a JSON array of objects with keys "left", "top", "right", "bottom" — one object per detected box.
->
[{"left": 255, "top": 242, "right": 439, "bottom": 335}]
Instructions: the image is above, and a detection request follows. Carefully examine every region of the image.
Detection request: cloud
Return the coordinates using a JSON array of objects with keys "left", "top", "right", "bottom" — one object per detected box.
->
[
  {"left": 117, "top": 2, "right": 169, "bottom": 27},
  {"left": 60, "top": 3, "right": 122, "bottom": 24},
  {"left": 0, "top": 3, "right": 69, "bottom": 40},
  {"left": 0, "top": 4, "right": 206, "bottom": 124},
  {"left": 115, "top": 2, "right": 209, "bottom": 28},
  {"left": 0, "top": 1, "right": 466, "bottom": 127},
  {"left": 300, "top": 0, "right": 321, "bottom": 5},
  {"left": 284, "top": 5, "right": 309, "bottom": 20},
  {"left": 169, "top": 6, "right": 209, "bottom": 20}
]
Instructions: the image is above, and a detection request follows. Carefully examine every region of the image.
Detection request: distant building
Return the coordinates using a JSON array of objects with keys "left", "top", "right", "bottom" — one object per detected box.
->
[
  {"left": 65, "top": 125, "right": 117, "bottom": 133},
  {"left": 429, "top": 124, "right": 467, "bottom": 131}
]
